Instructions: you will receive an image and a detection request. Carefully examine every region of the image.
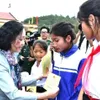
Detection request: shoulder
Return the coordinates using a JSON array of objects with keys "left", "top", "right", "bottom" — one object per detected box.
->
[
  {"left": 0, "top": 52, "right": 10, "bottom": 71},
  {"left": 75, "top": 49, "right": 86, "bottom": 58},
  {"left": 31, "top": 61, "right": 37, "bottom": 69}
]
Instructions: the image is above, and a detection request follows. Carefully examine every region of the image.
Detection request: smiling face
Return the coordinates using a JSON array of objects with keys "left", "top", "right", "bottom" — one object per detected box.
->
[
  {"left": 33, "top": 44, "right": 47, "bottom": 62},
  {"left": 11, "top": 29, "right": 25, "bottom": 53}
]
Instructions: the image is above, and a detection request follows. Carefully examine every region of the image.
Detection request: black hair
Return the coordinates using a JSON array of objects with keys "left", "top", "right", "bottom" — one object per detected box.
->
[
  {"left": 78, "top": 24, "right": 82, "bottom": 31},
  {"left": 32, "top": 40, "right": 48, "bottom": 52},
  {"left": 0, "top": 20, "right": 24, "bottom": 51},
  {"left": 50, "top": 22, "right": 76, "bottom": 42},
  {"left": 27, "top": 31, "right": 40, "bottom": 47},
  {"left": 77, "top": 23, "right": 90, "bottom": 53},
  {"left": 26, "top": 31, "right": 33, "bottom": 38},
  {"left": 78, "top": 0, "right": 100, "bottom": 25},
  {"left": 40, "top": 26, "right": 50, "bottom": 33}
]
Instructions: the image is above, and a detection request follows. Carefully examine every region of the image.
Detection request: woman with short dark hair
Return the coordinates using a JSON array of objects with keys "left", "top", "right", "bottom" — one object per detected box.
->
[{"left": 0, "top": 20, "right": 59, "bottom": 100}]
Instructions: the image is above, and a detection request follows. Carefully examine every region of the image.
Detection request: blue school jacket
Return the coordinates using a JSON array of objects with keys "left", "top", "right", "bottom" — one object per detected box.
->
[{"left": 50, "top": 45, "right": 85, "bottom": 100}]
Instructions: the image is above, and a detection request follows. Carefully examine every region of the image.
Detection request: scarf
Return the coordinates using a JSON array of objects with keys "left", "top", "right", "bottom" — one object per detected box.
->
[
  {"left": 0, "top": 50, "right": 22, "bottom": 90},
  {"left": 74, "top": 45, "right": 100, "bottom": 95}
]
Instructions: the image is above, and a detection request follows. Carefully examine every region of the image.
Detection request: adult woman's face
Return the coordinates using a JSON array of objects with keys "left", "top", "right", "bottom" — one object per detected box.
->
[{"left": 11, "top": 29, "right": 26, "bottom": 53}]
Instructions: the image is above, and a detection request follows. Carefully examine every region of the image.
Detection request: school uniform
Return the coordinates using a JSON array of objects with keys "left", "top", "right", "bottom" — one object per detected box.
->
[
  {"left": 51, "top": 45, "right": 86, "bottom": 100},
  {"left": 82, "top": 42, "right": 100, "bottom": 99}
]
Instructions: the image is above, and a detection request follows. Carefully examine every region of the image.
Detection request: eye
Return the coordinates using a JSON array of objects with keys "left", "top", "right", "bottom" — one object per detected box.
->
[
  {"left": 33, "top": 50, "right": 37, "bottom": 53},
  {"left": 40, "top": 51, "right": 43, "bottom": 53},
  {"left": 19, "top": 38, "right": 23, "bottom": 41},
  {"left": 17, "top": 35, "right": 25, "bottom": 41},
  {"left": 55, "top": 39, "right": 59, "bottom": 42}
]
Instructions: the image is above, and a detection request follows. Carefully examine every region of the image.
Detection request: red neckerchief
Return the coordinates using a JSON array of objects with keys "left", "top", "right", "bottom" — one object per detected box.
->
[{"left": 74, "top": 45, "right": 100, "bottom": 89}]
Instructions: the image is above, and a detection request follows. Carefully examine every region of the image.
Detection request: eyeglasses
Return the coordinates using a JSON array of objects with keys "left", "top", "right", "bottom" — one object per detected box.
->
[{"left": 25, "top": 37, "right": 30, "bottom": 39}]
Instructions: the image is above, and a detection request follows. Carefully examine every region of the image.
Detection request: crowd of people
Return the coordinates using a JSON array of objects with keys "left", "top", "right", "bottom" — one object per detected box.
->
[{"left": 0, "top": 0, "right": 100, "bottom": 100}]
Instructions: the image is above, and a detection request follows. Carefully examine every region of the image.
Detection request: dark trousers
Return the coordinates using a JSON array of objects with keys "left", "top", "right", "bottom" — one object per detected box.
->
[
  {"left": 83, "top": 93, "right": 99, "bottom": 100},
  {"left": 37, "top": 86, "right": 46, "bottom": 93},
  {"left": 83, "top": 93, "right": 90, "bottom": 100}
]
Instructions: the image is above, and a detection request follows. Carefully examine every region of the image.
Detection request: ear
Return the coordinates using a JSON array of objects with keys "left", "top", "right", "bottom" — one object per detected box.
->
[
  {"left": 88, "top": 14, "right": 95, "bottom": 27},
  {"left": 65, "top": 35, "right": 71, "bottom": 43}
]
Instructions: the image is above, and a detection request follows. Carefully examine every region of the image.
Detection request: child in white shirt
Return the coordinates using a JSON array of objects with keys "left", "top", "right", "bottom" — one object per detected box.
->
[{"left": 31, "top": 40, "right": 51, "bottom": 93}]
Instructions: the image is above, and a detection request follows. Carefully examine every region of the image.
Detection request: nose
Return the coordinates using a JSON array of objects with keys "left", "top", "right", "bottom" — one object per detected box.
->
[
  {"left": 51, "top": 42, "right": 57, "bottom": 47},
  {"left": 36, "top": 52, "right": 40, "bottom": 56}
]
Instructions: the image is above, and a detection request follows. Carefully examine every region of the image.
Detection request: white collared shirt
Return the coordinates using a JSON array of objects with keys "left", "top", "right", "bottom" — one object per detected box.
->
[{"left": 82, "top": 41, "right": 100, "bottom": 99}]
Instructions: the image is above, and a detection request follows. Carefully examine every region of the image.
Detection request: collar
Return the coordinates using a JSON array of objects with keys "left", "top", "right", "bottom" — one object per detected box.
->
[
  {"left": 60, "top": 44, "right": 78, "bottom": 57},
  {"left": 0, "top": 49, "right": 16, "bottom": 65}
]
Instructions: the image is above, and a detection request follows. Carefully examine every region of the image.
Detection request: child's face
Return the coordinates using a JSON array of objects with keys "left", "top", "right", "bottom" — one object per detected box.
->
[
  {"left": 33, "top": 44, "right": 47, "bottom": 62},
  {"left": 51, "top": 34, "right": 71, "bottom": 52}
]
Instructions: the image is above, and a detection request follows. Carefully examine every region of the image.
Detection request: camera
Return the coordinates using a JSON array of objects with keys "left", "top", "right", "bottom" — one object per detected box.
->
[{"left": 27, "top": 31, "right": 40, "bottom": 46}]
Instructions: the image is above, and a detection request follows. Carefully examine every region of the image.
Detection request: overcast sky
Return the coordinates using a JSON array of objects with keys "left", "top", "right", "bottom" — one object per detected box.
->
[{"left": 0, "top": 0, "right": 87, "bottom": 21}]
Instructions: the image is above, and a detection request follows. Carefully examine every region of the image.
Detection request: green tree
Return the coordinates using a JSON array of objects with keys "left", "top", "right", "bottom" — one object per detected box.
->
[{"left": 23, "top": 15, "right": 79, "bottom": 33}]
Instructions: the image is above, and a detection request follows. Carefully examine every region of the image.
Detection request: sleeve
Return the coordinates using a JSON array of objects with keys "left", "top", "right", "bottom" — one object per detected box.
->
[
  {"left": 71, "top": 58, "right": 86, "bottom": 100},
  {"left": 77, "top": 58, "right": 86, "bottom": 73},
  {"left": 0, "top": 63, "right": 37, "bottom": 100},
  {"left": 21, "top": 72, "right": 37, "bottom": 86}
]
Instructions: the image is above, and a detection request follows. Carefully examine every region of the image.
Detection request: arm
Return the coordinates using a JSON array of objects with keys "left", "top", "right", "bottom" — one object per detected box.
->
[
  {"left": 78, "top": 87, "right": 84, "bottom": 100},
  {"left": 36, "top": 87, "right": 59, "bottom": 99},
  {"left": 28, "top": 56, "right": 35, "bottom": 62},
  {"left": 77, "top": 59, "right": 85, "bottom": 100},
  {"left": 21, "top": 73, "right": 37, "bottom": 86},
  {"left": 0, "top": 62, "right": 37, "bottom": 100},
  {"left": 0, "top": 62, "right": 59, "bottom": 100},
  {"left": 21, "top": 72, "right": 45, "bottom": 86}
]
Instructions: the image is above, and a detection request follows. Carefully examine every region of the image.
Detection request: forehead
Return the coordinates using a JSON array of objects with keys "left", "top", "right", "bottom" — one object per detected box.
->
[
  {"left": 51, "top": 34, "right": 63, "bottom": 40},
  {"left": 16, "top": 29, "right": 25, "bottom": 39},
  {"left": 22, "top": 29, "right": 26, "bottom": 36},
  {"left": 41, "top": 28, "right": 47, "bottom": 32},
  {"left": 33, "top": 44, "right": 44, "bottom": 51}
]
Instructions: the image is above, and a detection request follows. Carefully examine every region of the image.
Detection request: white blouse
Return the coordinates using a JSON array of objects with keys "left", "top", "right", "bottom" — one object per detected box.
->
[
  {"left": 31, "top": 61, "right": 46, "bottom": 87},
  {"left": 82, "top": 42, "right": 100, "bottom": 99}
]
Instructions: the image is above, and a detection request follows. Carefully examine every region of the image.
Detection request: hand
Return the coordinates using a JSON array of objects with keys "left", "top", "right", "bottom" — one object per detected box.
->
[
  {"left": 20, "top": 56, "right": 24, "bottom": 60},
  {"left": 50, "top": 42, "right": 54, "bottom": 51},
  {"left": 78, "top": 87, "right": 84, "bottom": 100},
  {"left": 27, "top": 57, "right": 34, "bottom": 61},
  {"left": 37, "top": 75, "right": 47, "bottom": 80},
  {"left": 46, "top": 87, "right": 59, "bottom": 98}
]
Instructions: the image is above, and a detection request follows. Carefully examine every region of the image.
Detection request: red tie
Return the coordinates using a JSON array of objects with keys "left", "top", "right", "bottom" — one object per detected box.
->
[{"left": 74, "top": 45, "right": 100, "bottom": 89}]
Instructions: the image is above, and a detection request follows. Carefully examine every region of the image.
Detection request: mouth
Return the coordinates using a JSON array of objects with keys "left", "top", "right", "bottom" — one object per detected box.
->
[
  {"left": 16, "top": 47, "right": 22, "bottom": 51},
  {"left": 35, "top": 57, "right": 42, "bottom": 60},
  {"left": 54, "top": 48, "right": 60, "bottom": 52}
]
